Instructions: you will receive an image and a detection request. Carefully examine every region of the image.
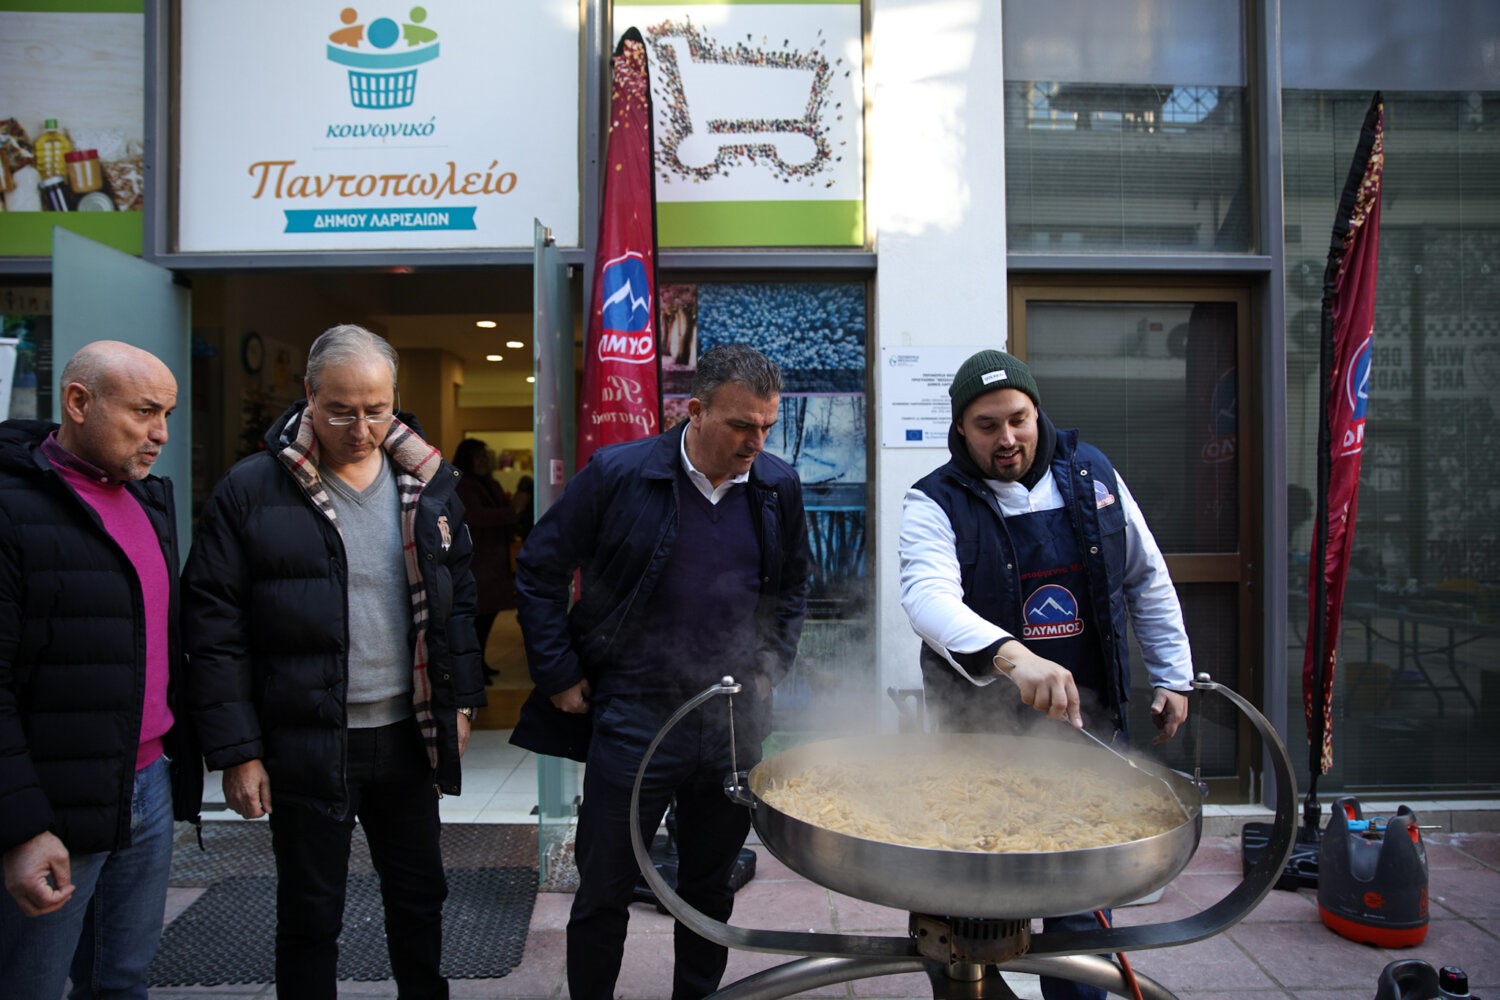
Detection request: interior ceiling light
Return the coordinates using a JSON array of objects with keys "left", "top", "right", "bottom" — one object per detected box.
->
[
  {"left": 485, "top": 354, "right": 503, "bottom": 362},
  {"left": 526, "top": 375, "right": 536, "bottom": 383},
  {"left": 475, "top": 320, "right": 498, "bottom": 329},
  {"left": 505, "top": 340, "right": 525, "bottom": 349}
]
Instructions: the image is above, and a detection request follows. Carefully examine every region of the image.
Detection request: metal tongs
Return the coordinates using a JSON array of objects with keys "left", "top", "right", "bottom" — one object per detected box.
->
[
  {"left": 994, "top": 649, "right": 1194, "bottom": 817},
  {"left": 1070, "top": 725, "right": 1169, "bottom": 786},
  {"left": 1070, "top": 725, "right": 1193, "bottom": 822}
]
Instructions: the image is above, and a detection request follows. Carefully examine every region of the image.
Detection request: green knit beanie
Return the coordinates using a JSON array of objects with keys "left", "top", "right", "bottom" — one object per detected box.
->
[{"left": 949, "top": 349, "right": 1041, "bottom": 421}]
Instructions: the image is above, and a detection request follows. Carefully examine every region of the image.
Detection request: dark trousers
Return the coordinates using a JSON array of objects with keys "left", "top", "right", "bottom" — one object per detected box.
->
[
  {"left": 268, "top": 718, "right": 448, "bottom": 1000},
  {"left": 1037, "top": 909, "right": 1111, "bottom": 1000},
  {"left": 567, "top": 695, "right": 756, "bottom": 1000},
  {"left": 474, "top": 613, "right": 498, "bottom": 665}
]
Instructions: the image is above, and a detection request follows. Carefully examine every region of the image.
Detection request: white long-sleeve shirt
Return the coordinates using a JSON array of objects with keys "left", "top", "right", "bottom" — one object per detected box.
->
[{"left": 899, "top": 468, "right": 1194, "bottom": 691}]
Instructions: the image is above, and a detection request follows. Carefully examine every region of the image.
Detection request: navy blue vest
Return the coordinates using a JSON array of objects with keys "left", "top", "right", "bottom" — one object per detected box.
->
[{"left": 913, "top": 430, "right": 1134, "bottom": 737}]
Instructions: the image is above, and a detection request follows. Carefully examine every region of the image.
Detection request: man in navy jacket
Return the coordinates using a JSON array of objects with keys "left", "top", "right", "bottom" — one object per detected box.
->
[{"left": 514, "top": 344, "right": 811, "bottom": 1000}]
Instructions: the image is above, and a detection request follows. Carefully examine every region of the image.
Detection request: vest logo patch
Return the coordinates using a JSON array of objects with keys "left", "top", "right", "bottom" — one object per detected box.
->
[
  {"left": 1023, "top": 583, "right": 1085, "bottom": 640},
  {"left": 1093, "top": 479, "right": 1117, "bottom": 509}
]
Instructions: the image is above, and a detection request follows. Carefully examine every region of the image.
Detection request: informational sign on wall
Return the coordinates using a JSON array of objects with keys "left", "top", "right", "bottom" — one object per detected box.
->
[
  {"left": 176, "top": 1, "right": 580, "bottom": 252},
  {"left": 0, "top": 1, "right": 145, "bottom": 257},
  {"left": 618, "top": 0, "right": 866, "bottom": 248},
  {"left": 880, "top": 346, "right": 980, "bottom": 448}
]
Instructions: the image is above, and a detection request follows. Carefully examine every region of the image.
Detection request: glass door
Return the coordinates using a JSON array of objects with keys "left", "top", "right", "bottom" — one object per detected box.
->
[
  {"left": 1010, "top": 281, "right": 1254, "bottom": 797},
  {"left": 531, "top": 219, "right": 579, "bottom": 881},
  {"left": 53, "top": 228, "right": 192, "bottom": 550}
]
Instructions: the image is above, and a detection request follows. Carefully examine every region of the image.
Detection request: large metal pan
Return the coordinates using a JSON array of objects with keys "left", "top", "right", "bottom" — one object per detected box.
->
[
  {"left": 744, "top": 729, "right": 1203, "bottom": 919},
  {"left": 629, "top": 675, "right": 1296, "bottom": 995}
]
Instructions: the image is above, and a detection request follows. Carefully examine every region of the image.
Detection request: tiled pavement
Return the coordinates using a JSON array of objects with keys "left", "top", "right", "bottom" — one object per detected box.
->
[{"left": 148, "top": 731, "right": 1498, "bottom": 999}]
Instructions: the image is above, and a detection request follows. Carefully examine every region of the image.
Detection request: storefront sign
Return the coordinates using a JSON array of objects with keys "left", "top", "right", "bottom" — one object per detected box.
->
[
  {"left": 176, "top": 1, "right": 579, "bottom": 252},
  {"left": 618, "top": 0, "right": 865, "bottom": 248}
]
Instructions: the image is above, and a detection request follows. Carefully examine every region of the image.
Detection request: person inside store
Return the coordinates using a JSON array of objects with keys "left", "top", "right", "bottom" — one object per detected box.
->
[
  {"left": 182, "top": 324, "right": 483, "bottom": 1000},
  {"left": 512, "top": 343, "right": 812, "bottom": 1000},
  {"left": 452, "top": 438, "right": 528, "bottom": 683},
  {"left": 513, "top": 473, "right": 535, "bottom": 543},
  {"left": 0, "top": 341, "right": 202, "bottom": 1000},
  {"left": 898, "top": 348, "right": 1194, "bottom": 1000}
]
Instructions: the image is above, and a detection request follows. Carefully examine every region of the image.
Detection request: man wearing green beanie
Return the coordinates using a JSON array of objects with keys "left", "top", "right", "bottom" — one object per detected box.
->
[{"left": 898, "top": 348, "right": 1194, "bottom": 1000}]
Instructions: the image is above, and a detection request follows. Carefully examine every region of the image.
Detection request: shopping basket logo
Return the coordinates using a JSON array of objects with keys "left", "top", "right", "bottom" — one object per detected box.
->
[{"left": 326, "top": 6, "right": 440, "bottom": 110}]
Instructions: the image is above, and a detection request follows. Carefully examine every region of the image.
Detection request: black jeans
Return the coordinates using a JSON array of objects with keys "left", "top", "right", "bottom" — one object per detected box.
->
[
  {"left": 567, "top": 694, "right": 759, "bottom": 1000},
  {"left": 474, "top": 613, "right": 498, "bottom": 667},
  {"left": 1037, "top": 909, "right": 1111, "bottom": 1000},
  {"left": 268, "top": 717, "right": 448, "bottom": 1000}
]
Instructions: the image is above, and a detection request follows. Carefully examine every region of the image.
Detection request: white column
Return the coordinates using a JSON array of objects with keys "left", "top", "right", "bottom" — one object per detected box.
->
[{"left": 868, "top": 0, "right": 1008, "bottom": 721}]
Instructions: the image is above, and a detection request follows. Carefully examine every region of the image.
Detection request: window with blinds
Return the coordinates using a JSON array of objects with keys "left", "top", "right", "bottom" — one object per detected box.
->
[{"left": 1002, "top": 0, "right": 1251, "bottom": 253}]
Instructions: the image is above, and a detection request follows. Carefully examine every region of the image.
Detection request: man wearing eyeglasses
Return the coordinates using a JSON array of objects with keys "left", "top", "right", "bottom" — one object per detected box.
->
[{"left": 183, "top": 324, "right": 483, "bottom": 1000}]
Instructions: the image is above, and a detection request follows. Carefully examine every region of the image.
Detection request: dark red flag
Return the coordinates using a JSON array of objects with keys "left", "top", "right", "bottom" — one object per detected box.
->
[
  {"left": 578, "top": 27, "right": 661, "bottom": 469},
  {"left": 1303, "top": 93, "right": 1385, "bottom": 776}
]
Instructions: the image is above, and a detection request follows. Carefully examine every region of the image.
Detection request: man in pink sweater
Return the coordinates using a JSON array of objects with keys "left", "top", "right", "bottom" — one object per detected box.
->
[{"left": 0, "top": 341, "right": 201, "bottom": 1000}]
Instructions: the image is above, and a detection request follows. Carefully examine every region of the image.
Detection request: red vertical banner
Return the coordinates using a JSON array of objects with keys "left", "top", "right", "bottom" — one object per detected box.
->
[
  {"left": 1304, "top": 93, "right": 1385, "bottom": 775},
  {"left": 578, "top": 27, "right": 661, "bottom": 469}
]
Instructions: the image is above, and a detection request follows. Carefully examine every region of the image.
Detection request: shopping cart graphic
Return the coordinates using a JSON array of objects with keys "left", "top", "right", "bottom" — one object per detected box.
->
[{"left": 647, "top": 19, "right": 834, "bottom": 184}]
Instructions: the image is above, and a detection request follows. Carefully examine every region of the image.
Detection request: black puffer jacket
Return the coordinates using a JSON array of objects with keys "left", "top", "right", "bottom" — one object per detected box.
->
[
  {"left": 182, "top": 403, "right": 482, "bottom": 816},
  {"left": 0, "top": 420, "right": 202, "bottom": 855}
]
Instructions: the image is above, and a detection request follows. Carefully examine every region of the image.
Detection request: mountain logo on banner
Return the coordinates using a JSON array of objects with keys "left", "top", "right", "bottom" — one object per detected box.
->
[
  {"left": 1022, "top": 584, "right": 1085, "bottom": 640},
  {"left": 1340, "top": 333, "right": 1373, "bottom": 456},
  {"left": 596, "top": 251, "right": 655, "bottom": 365},
  {"left": 1201, "top": 368, "right": 1238, "bottom": 465}
]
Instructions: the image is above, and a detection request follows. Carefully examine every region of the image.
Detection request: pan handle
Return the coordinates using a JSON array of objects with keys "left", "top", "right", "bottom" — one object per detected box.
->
[
  {"left": 629, "top": 677, "right": 919, "bottom": 960},
  {"left": 724, "top": 771, "right": 756, "bottom": 809},
  {"left": 1026, "top": 672, "right": 1299, "bottom": 957}
]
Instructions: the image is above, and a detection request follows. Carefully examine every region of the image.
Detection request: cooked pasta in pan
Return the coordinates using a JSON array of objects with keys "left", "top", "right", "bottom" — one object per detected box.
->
[{"left": 758, "top": 756, "right": 1186, "bottom": 853}]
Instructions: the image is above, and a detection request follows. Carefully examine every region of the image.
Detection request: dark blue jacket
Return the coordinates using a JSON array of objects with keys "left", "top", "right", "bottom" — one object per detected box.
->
[
  {"left": 511, "top": 421, "right": 811, "bottom": 760},
  {"left": 913, "top": 428, "right": 1135, "bottom": 735},
  {"left": 0, "top": 420, "right": 201, "bottom": 855}
]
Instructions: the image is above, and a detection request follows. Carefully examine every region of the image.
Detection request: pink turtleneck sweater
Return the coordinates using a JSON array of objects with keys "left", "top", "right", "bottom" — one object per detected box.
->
[{"left": 43, "top": 434, "right": 173, "bottom": 771}]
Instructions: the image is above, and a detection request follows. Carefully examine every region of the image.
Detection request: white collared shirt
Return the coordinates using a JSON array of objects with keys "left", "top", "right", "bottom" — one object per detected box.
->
[{"left": 680, "top": 428, "right": 749, "bottom": 504}]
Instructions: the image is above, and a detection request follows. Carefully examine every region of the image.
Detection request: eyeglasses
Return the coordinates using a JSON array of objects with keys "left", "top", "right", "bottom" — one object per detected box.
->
[{"left": 311, "top": 392, "right": 399, "bottom": 428}]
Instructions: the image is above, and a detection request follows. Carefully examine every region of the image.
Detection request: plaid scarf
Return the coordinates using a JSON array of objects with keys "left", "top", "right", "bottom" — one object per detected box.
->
[{"left": 276, "top": 408, "right": 447, "bottom": 767}]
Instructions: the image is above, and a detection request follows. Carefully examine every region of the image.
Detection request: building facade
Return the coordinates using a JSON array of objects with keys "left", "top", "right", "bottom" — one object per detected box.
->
[{"left": 0, "top": 0, "right": 1495, "bottom": 806}]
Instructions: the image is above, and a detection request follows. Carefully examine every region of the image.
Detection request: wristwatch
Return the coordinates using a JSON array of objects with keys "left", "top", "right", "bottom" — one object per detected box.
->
[{"left": 458, "top": 706, "right": 477, "bottom": 720}]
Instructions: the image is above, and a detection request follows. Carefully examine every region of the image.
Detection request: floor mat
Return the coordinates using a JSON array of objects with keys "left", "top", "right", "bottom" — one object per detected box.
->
[
  {"left": 167, "top": 821, "right": 539, "bottom": 885},
  {"left": 148, "top": 866, "right": 537, "bottom": 985}
]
